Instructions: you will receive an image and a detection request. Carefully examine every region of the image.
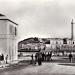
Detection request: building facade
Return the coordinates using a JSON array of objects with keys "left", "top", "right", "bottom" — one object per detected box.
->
[
  {"left": 0, "top": 14, "right": 18, "bottom": 61},
  {"left": 18, "top": 37, "right": 46, "bottom": 52},
  {"left": 49, "top": 38, "right": 75, "bottom": 51}
]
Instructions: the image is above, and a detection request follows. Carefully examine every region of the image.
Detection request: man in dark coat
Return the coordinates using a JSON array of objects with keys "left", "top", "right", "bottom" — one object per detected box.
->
[
  {"left": 30, "top": 54, "right": 34, "bottom": 64},
  {"left": 5, "top": 55, "right": 8, "bottom": 64},
  {"left": 37, "top": 52, "right": 42, "bottom": 65},
  {"left": 50, "top": 51, "right": 52, "bottom": 61},
  {"left": 47, "top": 52, "right": 50, "bottom": 61},
  {"left": 35, "top": 53, "right": 38, "bottom": 61},
  {"left": 69, "top": 53, "right": 73, "bottom": 63},
  {"left": 42, "top": 52, "right": 45, "bottom": 61},
  {"left": 1, "top": 54, "right": 4, "bottom": 61}
]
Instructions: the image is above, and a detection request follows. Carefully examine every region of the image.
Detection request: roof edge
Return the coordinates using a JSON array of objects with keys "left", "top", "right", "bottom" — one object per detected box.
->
[{"left": 0, "top": 19, "right": 18, "bottom": 25}]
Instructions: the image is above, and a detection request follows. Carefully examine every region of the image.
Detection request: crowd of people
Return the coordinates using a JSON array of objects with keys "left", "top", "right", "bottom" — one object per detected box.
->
[
  {"left": 31, "top": 51, "right": 52, "bottom": 65},
  {"left": 31, "top": 51, "right": 74, "bottom": 66}
]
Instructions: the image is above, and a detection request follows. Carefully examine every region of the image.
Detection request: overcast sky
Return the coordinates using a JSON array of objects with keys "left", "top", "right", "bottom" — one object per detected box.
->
[{"left": 0, "top": 0, "right": 75, "bottom": 41}]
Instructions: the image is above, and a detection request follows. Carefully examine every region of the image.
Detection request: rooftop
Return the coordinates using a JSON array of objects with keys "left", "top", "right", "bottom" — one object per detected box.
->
[
  {"left": 0, "top": 13, "right": 18, "bottom": 25},
  {"left": 0, "top": 14, "right": 5, "bottom": 16}
]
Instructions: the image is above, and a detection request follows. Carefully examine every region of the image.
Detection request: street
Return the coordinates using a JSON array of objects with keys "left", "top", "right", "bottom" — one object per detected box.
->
[{"left": 0, "top": 56, "right": 75, "bottom": 75}]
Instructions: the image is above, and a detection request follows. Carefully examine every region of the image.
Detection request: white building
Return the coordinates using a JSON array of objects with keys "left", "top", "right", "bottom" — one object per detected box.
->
[
  {"left": 0, "top": 14, "right": 18, "bottom": 61},
  {"left": 49, "top": 38, "right": 75, "bottom": 51}
]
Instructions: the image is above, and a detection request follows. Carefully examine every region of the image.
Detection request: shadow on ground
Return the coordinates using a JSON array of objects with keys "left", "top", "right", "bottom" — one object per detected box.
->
[
  {"left": 42, "top": 56, "right": 75, "bottom": 64},
  {"left": 58, "top": 63, "right": 75, "bottom": 66},
  {"left": 0, "top": 60, "right": 31, "bottom": 73}
]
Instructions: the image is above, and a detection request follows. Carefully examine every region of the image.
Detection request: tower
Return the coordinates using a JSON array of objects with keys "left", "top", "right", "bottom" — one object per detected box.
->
[{"left": 71, "top": 19, "right": 74, "bottom": 40}]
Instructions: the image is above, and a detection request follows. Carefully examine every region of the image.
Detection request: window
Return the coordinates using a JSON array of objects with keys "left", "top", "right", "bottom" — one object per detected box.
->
[
  {"left": 9, "top": 25, "right": 13, "bottom": 34},
  {"left": 9, "top": 25, "right": 17, "bottom": 36},
  {"left": 15, "top": 27, "right": 17, "bottom": 36},
  {"left": 63, "top": 39, "right": 67, "bottom": 44}
]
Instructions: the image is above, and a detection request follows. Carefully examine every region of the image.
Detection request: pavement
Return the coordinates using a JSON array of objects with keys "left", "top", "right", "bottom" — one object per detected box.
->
[
  {"left": 0, "top": 56, "right": 75, "bottom": 75},
  {"left": 0, "top": 58, "right": 28, "bottom": 69},
  {"left": 0, "top": 60, "right": 18, "bottom": 69},
  {"left": 20, "top": 62, "right": 75, "bottom": 75}
]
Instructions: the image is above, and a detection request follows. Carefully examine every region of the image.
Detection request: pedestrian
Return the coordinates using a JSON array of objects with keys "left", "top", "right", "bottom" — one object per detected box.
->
[
  {"left": 31, "top": 54, "right": 33, "bottom": 61},
  {"left": 47, "top": 52, "right": 50, "bottom": 61},
  {"left": 44, "top": 52, "right": 47, "bottom": 61},
  {"left": 5, "top": 55, "right": 8, "bottom": 64},
  {"left": 1, "top": 54, "right": 4, "bottom": 61},
  {"left": 69, "top": 53, "right": 73, "bottom": 63},
  {"left": 42, "top": 52, "right": 45, "bottom": 61},
  {"left": 31, "top": 54, "right": 36, "bottom": 65},
  {"left": 0, "top": 54, "right": 4, "bottom": 64},
  {"left": 35, "top": 53, "right": 38, "bottom": 61},
  {"left": 0, "top": 55, "right": 1, "bottom": 64},
  {"left": 30, "top": 54, "right": 34, "bottom": 64},
  {"left": 37, "top": 52, "right": 42, "bottom": 65},
  {"left": 50, "top": 51, "right": 52, "bottom": 60},
  {"left": 1, "top": 54, "right": 4, "bottom": 63},
  {"left": 34, "top": 53, "right": 38, "bottom": 65}
]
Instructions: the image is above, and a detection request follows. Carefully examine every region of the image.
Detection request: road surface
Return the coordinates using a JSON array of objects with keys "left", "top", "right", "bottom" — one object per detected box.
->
[{"left": 0, "top": 56, "right": 75, "bottom": 75}]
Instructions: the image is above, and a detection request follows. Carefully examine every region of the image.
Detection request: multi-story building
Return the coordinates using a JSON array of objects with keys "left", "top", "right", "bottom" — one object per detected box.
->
[
  {"left": 48, "top": 38, "right": 75, "bottom": 52},
  {"left": 0, "top": 14, "right": 18, "bottom": 61},
  {"left": 18, "top": 37, "right": 46, "bottom": 52},
  {"left": 18, "top": 37, "right": 75, "bottom": 53}
]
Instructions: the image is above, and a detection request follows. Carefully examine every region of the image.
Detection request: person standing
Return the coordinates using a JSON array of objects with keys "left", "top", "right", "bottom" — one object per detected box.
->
[
  {"left": 38, "top": 52, "right": 42, "bottom": 65},
  {"left": 0, "top": 54, "right": 2, "bottom": 64},
  {"left": 31, "top": 54, "right": 34, "bottom": 64},
  {"left": 69, "top": 53, "right": 73, "bottom": 63},
  {"left": 1, "top": 54, "right": 4, "bottom": 61},
  {"left": 31, "top": 54, "right": 33, "bottom": 61},
  {"left": 47, "top": 52, "right": 50, "bottom": 61},
  {"left": 5, "top": 55, "right": 8, "bottom": 64},
  {"left": 35, "top": 53, "right": 38, "bottom": 61},
  {"left": 50, "top": 51, "right": 52, "bottom": 61},
  {"left": 44, "top": 52, "right": 47, "bottom": 61},
  {"left": 42, "top": 52, "right": 45, "bottom": 61},
  {"left": 1, "top": 54, "right": 4, "bottom": 62},
  {"left": 0, "top": 54, "right": 4, "bottom": 65}
]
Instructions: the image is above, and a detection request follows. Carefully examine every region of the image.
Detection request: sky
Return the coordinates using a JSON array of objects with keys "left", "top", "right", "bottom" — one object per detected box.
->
[{"left": 0, "top": 0, "right": 75, "bottom": 41}]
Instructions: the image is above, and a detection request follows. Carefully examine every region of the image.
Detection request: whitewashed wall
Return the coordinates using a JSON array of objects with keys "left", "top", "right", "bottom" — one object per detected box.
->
[{"left": 0, "top": 19, "right": 18, "bottom": 62}]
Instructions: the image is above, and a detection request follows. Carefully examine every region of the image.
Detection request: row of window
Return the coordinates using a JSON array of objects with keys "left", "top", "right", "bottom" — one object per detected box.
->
[{"left": 49, "top": 39, "right": 75, "bottom": 44}]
